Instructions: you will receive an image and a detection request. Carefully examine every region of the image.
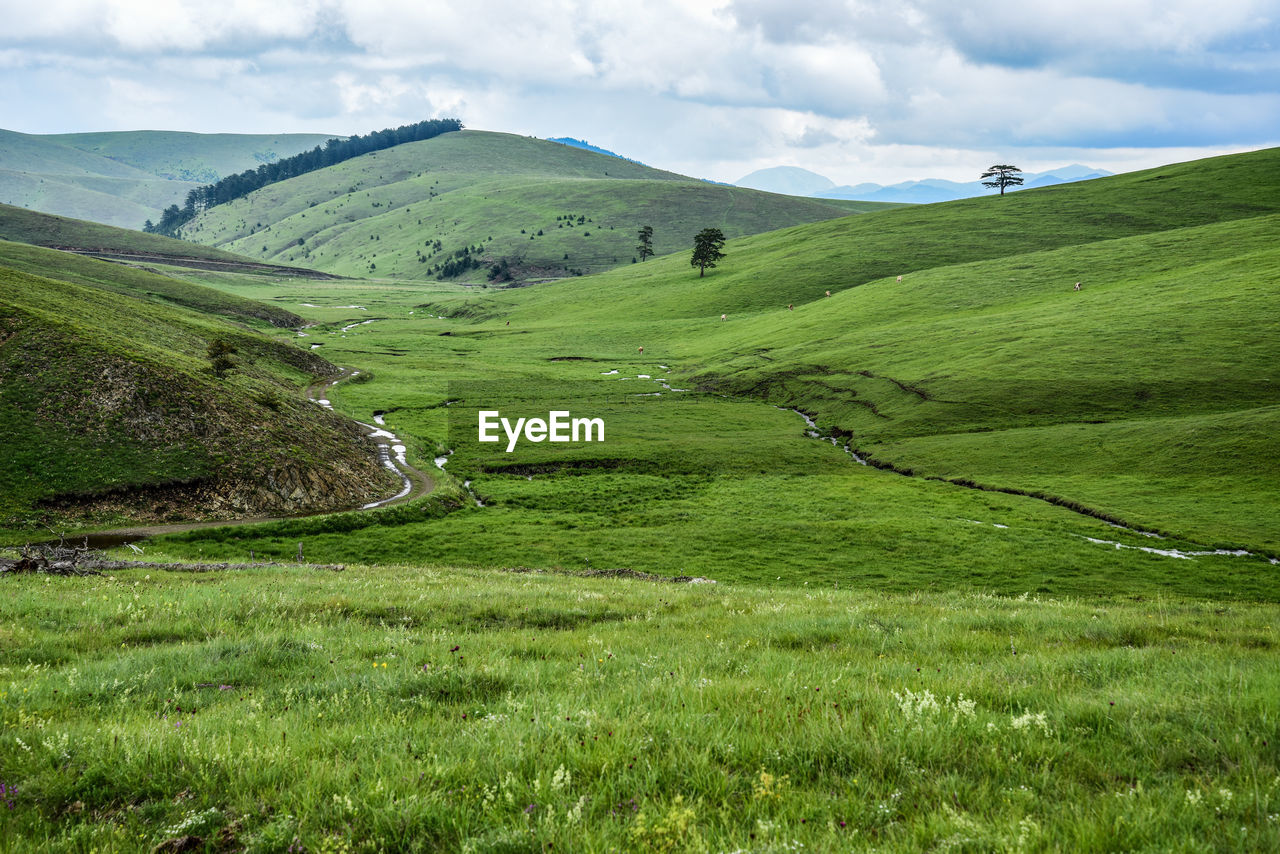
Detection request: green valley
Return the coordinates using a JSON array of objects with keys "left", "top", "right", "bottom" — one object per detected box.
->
[{"left": 2, "top": 137, "right": 1278, "bottom": 852}]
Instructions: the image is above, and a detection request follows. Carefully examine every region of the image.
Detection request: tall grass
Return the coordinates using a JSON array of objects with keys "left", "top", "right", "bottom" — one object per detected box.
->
[{"left": 2, "top": 564, "right": 1277, "bottom": 852}]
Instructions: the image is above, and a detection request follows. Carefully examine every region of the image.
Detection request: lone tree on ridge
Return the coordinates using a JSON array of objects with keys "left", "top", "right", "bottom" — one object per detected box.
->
[
  {"left": 636, "top": 225, "right": 654, "bottom": 262},
  {"left": 690, "top": 227, "right": 726, "bottom": 277},
  {"left": 981, "top": 164, "right": 1024, "bottom": 195}
]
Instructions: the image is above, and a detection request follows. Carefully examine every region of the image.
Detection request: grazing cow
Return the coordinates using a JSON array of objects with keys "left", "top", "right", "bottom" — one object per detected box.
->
[
  {"left": 1074, "top": 281, "right": 1082, "bottom": 291},
  {"left": 638, "top": 346, "right": 644, "bottom": 354},
  {"left": 825, "top": 290, "right": 831, "bottom": 297},
  {"left": 721, "top": 314, "right": 727, "bottom": 320},
  {"left": 787, "top": 304, "right": 793, "bottom": 311}
]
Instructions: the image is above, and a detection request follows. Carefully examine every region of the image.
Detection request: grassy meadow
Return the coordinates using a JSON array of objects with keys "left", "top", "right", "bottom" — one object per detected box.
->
[
  {"left": 128, "top": 268, "right": 1278, "bottom": 600},
  {"left": 2, "top": 564, "right": 1278, "bottom": 852}
]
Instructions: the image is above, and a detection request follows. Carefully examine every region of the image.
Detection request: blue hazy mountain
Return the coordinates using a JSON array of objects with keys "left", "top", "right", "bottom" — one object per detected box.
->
[
  {"left": 736, "top": 166, "right": 836, "bottom": 196},
  {"left": 547, "top": 137, "right": 646, "bottom": 166},
  {"left": 736, "top": 164, "right": 1113, "bottom": 203}
]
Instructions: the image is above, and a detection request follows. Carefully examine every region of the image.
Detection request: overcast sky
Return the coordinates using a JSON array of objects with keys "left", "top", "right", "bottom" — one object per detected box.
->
[{"left": 2, "top": 0, "right": 1278, "bottom": 184}]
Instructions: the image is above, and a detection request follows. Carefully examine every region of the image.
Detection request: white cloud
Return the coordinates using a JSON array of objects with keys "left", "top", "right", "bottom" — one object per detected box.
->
[{"left": 0, "top": 0, "right": 1275, "bottom": 183}]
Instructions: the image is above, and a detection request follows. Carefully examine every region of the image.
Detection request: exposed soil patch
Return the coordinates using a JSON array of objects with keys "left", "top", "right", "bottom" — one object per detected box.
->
[
  {"left": 481, "top": 459, "right": 629, "bottom": 476},
  {"left": 505, "top": 566, "right": 716, "bottom": 584}
]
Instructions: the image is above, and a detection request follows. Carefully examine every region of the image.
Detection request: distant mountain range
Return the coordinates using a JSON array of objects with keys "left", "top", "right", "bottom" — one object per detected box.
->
[
  {"left": 0, "top": 128, "right": 335, "bottom": 228},
  {"left": 736, "top": 164, "right": 1114, "bottom": 204},
  {"left": 547, "top": 137, "right": 647, "bottom": 166}
]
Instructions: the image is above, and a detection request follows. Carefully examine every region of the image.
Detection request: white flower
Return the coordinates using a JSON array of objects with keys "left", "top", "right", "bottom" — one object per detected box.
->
[{"left": 1010, "top": 711, "right": 1053, "bottom": 737}]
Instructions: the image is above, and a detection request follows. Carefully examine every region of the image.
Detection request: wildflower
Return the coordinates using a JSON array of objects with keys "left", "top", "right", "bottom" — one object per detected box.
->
[
  {"left": 1010, "top": 711, "right": 1052, "bottom": 737},
  {"left": 551, "top": 765, "right": 571, "bottom": 791},
  {"left": 753, "top": 769, "right": 789, "bottom": 801}
]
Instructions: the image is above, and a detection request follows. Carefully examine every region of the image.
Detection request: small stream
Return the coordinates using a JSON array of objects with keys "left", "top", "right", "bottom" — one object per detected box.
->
[
  {"left": 307, "top": 372, "right": 416, "bottom": 512},
  {"left": 779, "top": 407, "right": 868, "bottom": 465},
  {"left": 779, "top": 409, "right": 1276, "bottom": 565},
  {"left": 431, "top": 450, "right": 485, "bottom": 507}
]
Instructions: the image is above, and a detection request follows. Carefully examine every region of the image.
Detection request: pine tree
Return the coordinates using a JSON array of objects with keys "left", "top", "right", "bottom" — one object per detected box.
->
[
  {"left": 690, "top": 228, "right": 726, "bottom": 277},
  {"left": 636, "top": 225, "right": 654, "bottom": 261},
  {"left": 980, "top": 165, "right": 1024, "bottom": 195}
]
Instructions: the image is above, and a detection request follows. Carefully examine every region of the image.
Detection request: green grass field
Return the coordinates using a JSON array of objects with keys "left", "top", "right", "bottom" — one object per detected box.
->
[
  {"left": 2, "top": 565, "right": 1277, "bottom": 852},
  {"left": 180, "top": 130, "right": 895, "bottom": 282},
  {"left": 2, "top": 145, "right": 1278, "bottom": 852}
]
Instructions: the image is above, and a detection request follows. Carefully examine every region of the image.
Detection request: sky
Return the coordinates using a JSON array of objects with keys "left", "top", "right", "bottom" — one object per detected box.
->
[{"left": 2, "top": 0, "right": 1278, "bottom": 185}]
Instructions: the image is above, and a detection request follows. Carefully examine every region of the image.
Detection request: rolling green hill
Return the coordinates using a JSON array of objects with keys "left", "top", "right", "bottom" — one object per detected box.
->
[
  {"left": 0, "top": 239, "right": 304, "bottom": 329},
  {"left": 387, "top": 146, "right": 1279, "bottom": 554},
  {"left": 0, "top": 128, "right": 333, "bottom": 229},
  {"left": 0, "top": 202, "right": 334, "bottom": 278},
  {"left": 443, "top": 146, "right": 1280, "bottom": 320},
  {"left": 180, "top": 130, "right": 895, "bottom": 281},
  {"left": 0, "top": 241, "right": 395, "bottom": 539}
]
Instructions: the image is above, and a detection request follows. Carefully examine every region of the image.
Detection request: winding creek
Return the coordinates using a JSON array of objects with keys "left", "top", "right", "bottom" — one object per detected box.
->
[
  {"left": 49, "top": 357, "right": 1277, "bottom": 569},
  {"left": 773, "top": 405, "right": 1277, "bottom": 566},
  {"left": 306, "top": 370, "right": 426, "bottom": 512}
]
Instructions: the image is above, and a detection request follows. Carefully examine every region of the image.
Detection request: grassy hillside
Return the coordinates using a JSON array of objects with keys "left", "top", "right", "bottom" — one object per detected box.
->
[
  {"left": 0, "top": 202, "right": 332, "bottom": 277},
  {"left": 0, "top": 129, "right": 332, "bottom": 228},
  {"left": 0, "top": 252, "right": 396, "bottom": 540},
  {"left": 393, "top": 148, "right": 1277, "bottom": 553},
  {"left": 42, "top": 130, "right": 335, "bottom": 183},
  {"left": 141, "top": 147, "right": 1280, "bottom": 582},
  {"left": 0, "top": 240, "right": 303, "bottom": 328},
  {"left": 0, "top": 169, "right": 186, "bottom": 231},
  {"left": 441, "top": 146, "right": 1280, "bottom": 320},
  {"left": 181, "top": 130, "right": 891, "bottom": 281}
]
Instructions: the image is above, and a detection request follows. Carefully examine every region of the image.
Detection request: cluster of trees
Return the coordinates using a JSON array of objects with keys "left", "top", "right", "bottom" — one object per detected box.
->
[
  {"left": 144, "top": 118, "right": 463, "bottom": 237},
  {"left": 436, "top": 245, "right": 484, "bottom": 279},
  {"left": 635, "top": 224, "right": 726, "bottom": 275}
]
